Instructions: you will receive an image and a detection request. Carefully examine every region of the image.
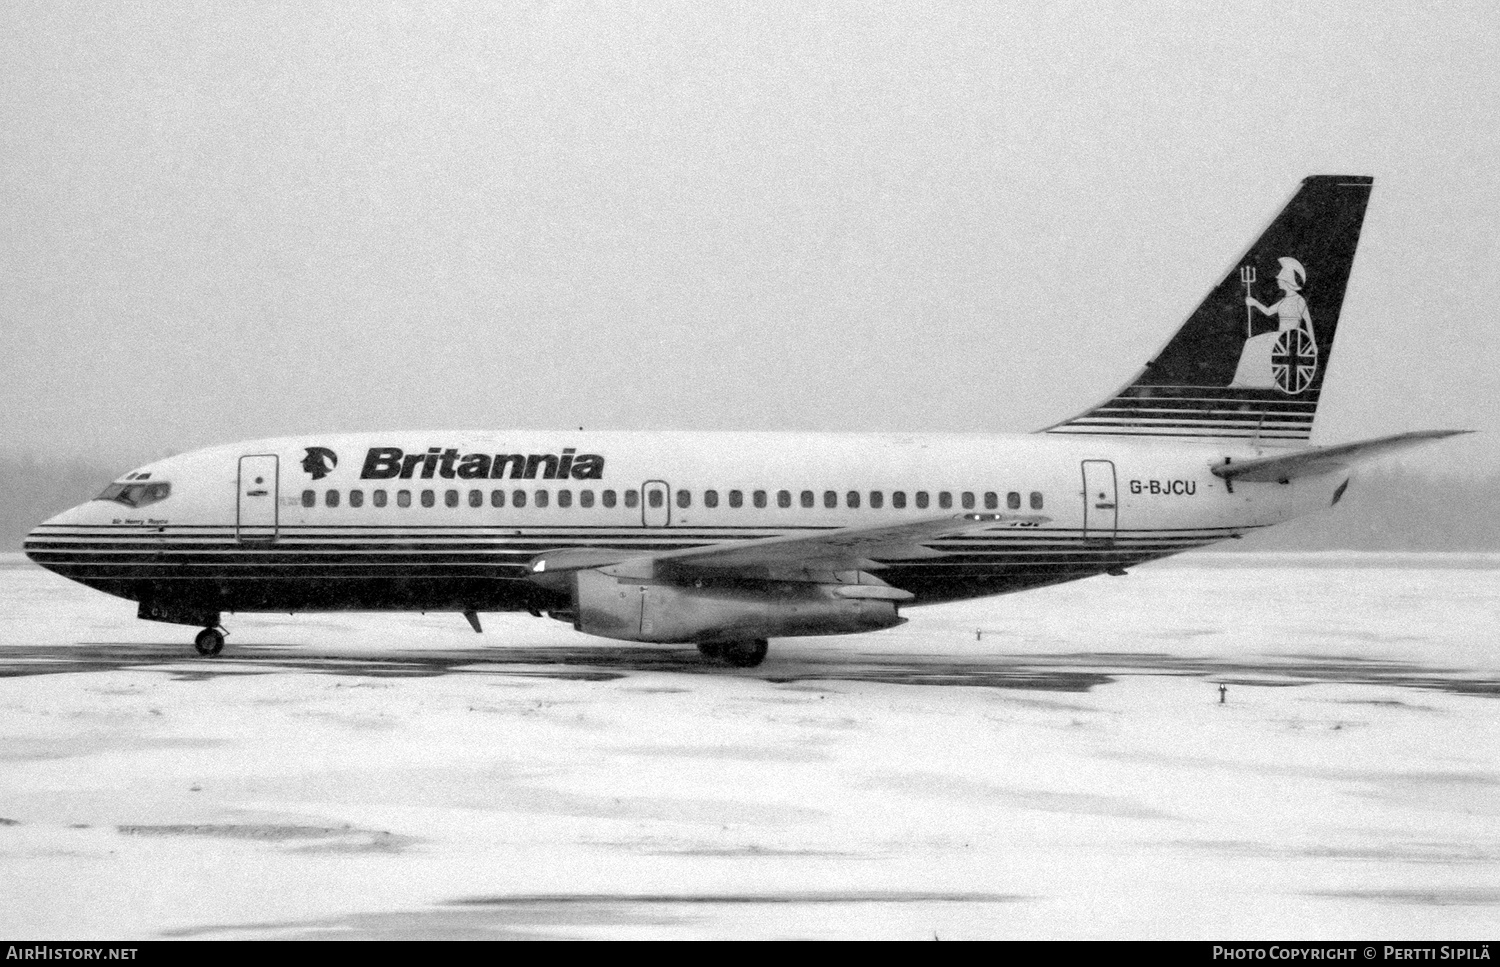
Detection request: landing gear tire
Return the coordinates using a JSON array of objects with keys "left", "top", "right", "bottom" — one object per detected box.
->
[
  {"left": 194, "top": 627, "right": 225, "bottom": 657},
  {"left": 702, "top": 638, "right": 768, "bottom": 669}
]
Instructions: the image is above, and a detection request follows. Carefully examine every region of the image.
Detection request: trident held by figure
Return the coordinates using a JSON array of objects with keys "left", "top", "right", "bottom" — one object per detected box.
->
[{"left": 1239, "top": 264, "right": 1256, "bottom": 337}]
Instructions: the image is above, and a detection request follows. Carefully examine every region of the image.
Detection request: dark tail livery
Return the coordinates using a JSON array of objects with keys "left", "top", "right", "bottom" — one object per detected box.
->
[{"left": 1045, "top": 175, "right": 1374, "bottom": 443}]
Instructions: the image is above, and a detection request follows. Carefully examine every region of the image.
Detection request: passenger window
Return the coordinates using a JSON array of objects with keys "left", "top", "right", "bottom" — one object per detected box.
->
[
  {"left": 961, "top": 492, "right": 974, "bottom": 510},
  {"left": 984, "top": 491, "right": 997, "bottom": 510},
  {"left": 1008, "top": 491, "right": 1021, "bottom": 509},
  {"left": 398, "top": 490, "right": 412, "bottom": 508},
  {"left": 870, "top": 491, "right": 883, "bottom": 509},
  {"left": 624, "top": 490, "right": 638, "bottom": 509},
  {"left": 445, "top": 490, "right": 458, "bottom": 508},
  {"left": 421, "top": 490, "right": 435, "bottom": 508},
  {"left": 302, "top": 490, "right": 315, "bottom": 508},
  {"left": 326, "top": 489, "right": 340, "bottom": 508},
  {"left": 469, "top": 490, "right": 482, "bottom": 508},
  {"left": 754, "top": 490, "right": 767, "bottom": 508},
  {"left": 373, "top": 490, "right": 387, "bottom": 508},
  {"left": 535, "top": 490, "right": 549, "bottom": 508},
  {"left": 824, "top": 490, "right": 837, "bottom": 509},
  {"left": 846, "top": 490, "right": 860, "bottom": 509},
  {"left": 729, "top": 490, "right": 743, "bottom": 508},
  {"left": 648, "top": 489, "right": 663, "bottom": 509},
  {"left": 676, "top": 489, "right": 690, "bottom": 509},
  {"left": 800, "top": 490, "right": 814, "bottom": 508},
  {"left": 558, "top": 489, "right": 572, "bottom": 508},
  {"left": 603, "top": 489, "right": 617, "bottom": 508},
  {"left": 777, "top": 490, "right": 791, "bottom": 509},
  {"left": 938, "top": 492, "right": 952, "bottom": 509},
  {"left": 705, "top": 490, "right": 719, "bottom": 508},
  {"left": 491, "top": 489, "right": 505, "bottom": 508},
  {"left": 892, "top": 491, "right": 906, "bottom": 509},
  {"left": 1031, "top": 491, "right": 1044, "bottom": 510},
  {"left": 513, "top": 490, "right": 527, "bottom": 508},
  {"left": 580, "top": 490, "right": 594, "bottom": 508},
  {"left": 350, "top": 490, "right": 364, "bottom": 508},
  {"left": 916, "top": 492, "right": 930, "bottom": 509}
]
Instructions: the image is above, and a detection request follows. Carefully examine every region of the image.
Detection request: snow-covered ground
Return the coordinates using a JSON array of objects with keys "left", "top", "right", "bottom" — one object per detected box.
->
[{"left": 0, "top": 552, "right": 1496, "bottom": 939}]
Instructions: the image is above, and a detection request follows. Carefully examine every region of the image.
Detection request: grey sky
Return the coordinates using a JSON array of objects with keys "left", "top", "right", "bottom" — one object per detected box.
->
[{"left": 2, "top": 1, "right": 1496, "bottom": 472}]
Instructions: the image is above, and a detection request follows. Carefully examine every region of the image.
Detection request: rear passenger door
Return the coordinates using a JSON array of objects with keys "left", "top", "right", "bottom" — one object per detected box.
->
[{"left": 1081, "top": 459, "right": 1117, "bottom": 542}]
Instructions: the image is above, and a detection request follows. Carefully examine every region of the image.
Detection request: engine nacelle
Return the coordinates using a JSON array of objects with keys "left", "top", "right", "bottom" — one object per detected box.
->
[{"left": 571, "top": 568, "right": 905, "bottom": 644}]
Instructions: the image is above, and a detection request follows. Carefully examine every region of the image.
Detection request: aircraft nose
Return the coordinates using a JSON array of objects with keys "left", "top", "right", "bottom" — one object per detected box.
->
[{"left": 24, "top": 503, "right": 88, "bottom": 570}]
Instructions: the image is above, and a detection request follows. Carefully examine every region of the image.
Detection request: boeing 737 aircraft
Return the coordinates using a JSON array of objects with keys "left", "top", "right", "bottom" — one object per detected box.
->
[{"left": 25, "top": 176, "right": 1466, "bottom": 666}]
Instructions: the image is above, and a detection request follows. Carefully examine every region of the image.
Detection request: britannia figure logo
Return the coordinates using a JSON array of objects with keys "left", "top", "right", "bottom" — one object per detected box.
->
[
  {"left": 301, "top": 446, "right": 338, "bottom": 480},
  {"left": 1230, "top": 256, "right": 1317, "bottom": 394}
]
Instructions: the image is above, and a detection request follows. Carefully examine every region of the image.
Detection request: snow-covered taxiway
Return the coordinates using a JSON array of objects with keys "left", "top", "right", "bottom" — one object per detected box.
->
[{"left": 1, "top": 552, "right": 1496, "bottom": 939}]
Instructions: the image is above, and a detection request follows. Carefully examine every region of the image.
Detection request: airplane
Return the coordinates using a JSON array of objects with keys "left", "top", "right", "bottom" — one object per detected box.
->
[{"left": 24, "top": 175, "right": 1468, "bottom": 668}]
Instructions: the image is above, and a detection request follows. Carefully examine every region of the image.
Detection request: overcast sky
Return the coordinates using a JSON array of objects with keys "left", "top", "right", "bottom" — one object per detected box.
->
[{"left": 2, "top": 1, "right": 1496, "bottom": 473}]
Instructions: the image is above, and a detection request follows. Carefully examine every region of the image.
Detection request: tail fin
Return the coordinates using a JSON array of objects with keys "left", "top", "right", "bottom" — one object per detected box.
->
[{"left": 1044, "top": 175, "right": 1373, "bottom": 444}]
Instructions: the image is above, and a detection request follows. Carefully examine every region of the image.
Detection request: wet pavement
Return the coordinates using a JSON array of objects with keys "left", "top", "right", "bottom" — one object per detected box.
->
[
  {"left": 165, "top": 891, "right": 1029, "bottom": 940},
  {"left": 0, "top": 639, "right": 1495, "bottom": 697}
]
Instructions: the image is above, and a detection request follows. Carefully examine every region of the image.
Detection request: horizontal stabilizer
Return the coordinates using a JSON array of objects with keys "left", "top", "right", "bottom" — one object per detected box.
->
[{"left": 1211, "top": 430, "right": 1472, "bottom": 483}]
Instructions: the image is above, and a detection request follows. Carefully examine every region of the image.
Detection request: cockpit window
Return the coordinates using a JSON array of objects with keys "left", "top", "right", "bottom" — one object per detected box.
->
[{"left": 96, "top": 482, "right": 171, "bottom": 508}]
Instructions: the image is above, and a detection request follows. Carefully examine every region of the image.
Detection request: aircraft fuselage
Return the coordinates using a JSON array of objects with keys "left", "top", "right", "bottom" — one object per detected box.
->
[{"left": 25, "top": 430, "right": 1337, "bottom": 620}]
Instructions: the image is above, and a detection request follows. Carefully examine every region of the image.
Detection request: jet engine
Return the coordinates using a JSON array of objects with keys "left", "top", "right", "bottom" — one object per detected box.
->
[{"left": 568, "top": 567, "right": 906, "bottom": 644}]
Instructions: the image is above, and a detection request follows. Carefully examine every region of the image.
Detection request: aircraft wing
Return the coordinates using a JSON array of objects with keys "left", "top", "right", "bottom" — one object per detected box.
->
[
  {"left": 646, "top": 511, "right": 1050, "bottom": 571},
  {"left": 1210, "top": 429, "right": 1472, "bottom": 483},
  {"left": 528, "top": 512, "right": 1050, "bottom": 580}
]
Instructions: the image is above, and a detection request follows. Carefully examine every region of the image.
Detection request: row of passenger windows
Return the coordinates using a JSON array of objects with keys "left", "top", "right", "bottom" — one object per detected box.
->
[{"left": 301, "top": 488, "right": 1045, "bottom": 511}]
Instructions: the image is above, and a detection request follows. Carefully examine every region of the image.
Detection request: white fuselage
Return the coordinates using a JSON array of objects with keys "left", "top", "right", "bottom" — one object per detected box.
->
[{"left": 26, "top": 430, "right": 1340, "bottom": 618}]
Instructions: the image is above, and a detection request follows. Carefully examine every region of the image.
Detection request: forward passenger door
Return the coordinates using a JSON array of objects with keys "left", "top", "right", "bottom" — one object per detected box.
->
[{"left": 237, "top": 454, "right": 279, "bottom": 541}]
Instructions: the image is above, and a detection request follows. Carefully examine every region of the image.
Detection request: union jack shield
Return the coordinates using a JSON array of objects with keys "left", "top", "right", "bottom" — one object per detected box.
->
[{"left": 1272, "top": 328, "right": 1318, "bottom": 394}]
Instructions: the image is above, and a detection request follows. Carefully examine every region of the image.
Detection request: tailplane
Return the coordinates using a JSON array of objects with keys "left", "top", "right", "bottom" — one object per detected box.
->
[
  {"left": 1045, "top": 175, "right": 1374, "bottom": 444},
  {"left": 1211, "top": 430, "right": 1471, "bottom": 483}
]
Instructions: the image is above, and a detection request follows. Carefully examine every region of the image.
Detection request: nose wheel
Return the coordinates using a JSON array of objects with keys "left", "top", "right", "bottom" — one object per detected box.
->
[{"left": 194, "top": 627, "right": 226, "bottom": 657}]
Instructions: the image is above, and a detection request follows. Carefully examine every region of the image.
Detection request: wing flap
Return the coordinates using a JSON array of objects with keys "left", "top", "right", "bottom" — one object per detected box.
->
[
  {"left": 646, "top": 512, "right": 1050, "bottom": 572},
  {"left": 526, "top": 512, "right": 1050, "bottom": 582},
  {"left": 1211, "top": 429, "right": 1471, "bottom": 483}
]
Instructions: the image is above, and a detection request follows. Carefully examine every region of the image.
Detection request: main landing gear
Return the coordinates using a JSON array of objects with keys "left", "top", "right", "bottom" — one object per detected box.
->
[
  {"left": 194, "top": 627, "right": 226, "bottom": 657},
  {"left": 697, "top": 639, "right": 769, "bottom": 669}
]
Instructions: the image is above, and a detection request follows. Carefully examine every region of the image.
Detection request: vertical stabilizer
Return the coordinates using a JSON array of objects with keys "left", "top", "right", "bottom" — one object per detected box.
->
[{"left": 1044, "top": 176, "right": 1373, "bottom": 443}]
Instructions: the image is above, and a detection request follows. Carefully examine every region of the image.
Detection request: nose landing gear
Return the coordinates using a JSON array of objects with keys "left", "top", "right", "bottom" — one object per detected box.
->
[
  {"left": 137, "top": 602, "right": 226, "bottom": 656},
  {"left": 194, "top": 627, "right": 226, "bottom": 656}
]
